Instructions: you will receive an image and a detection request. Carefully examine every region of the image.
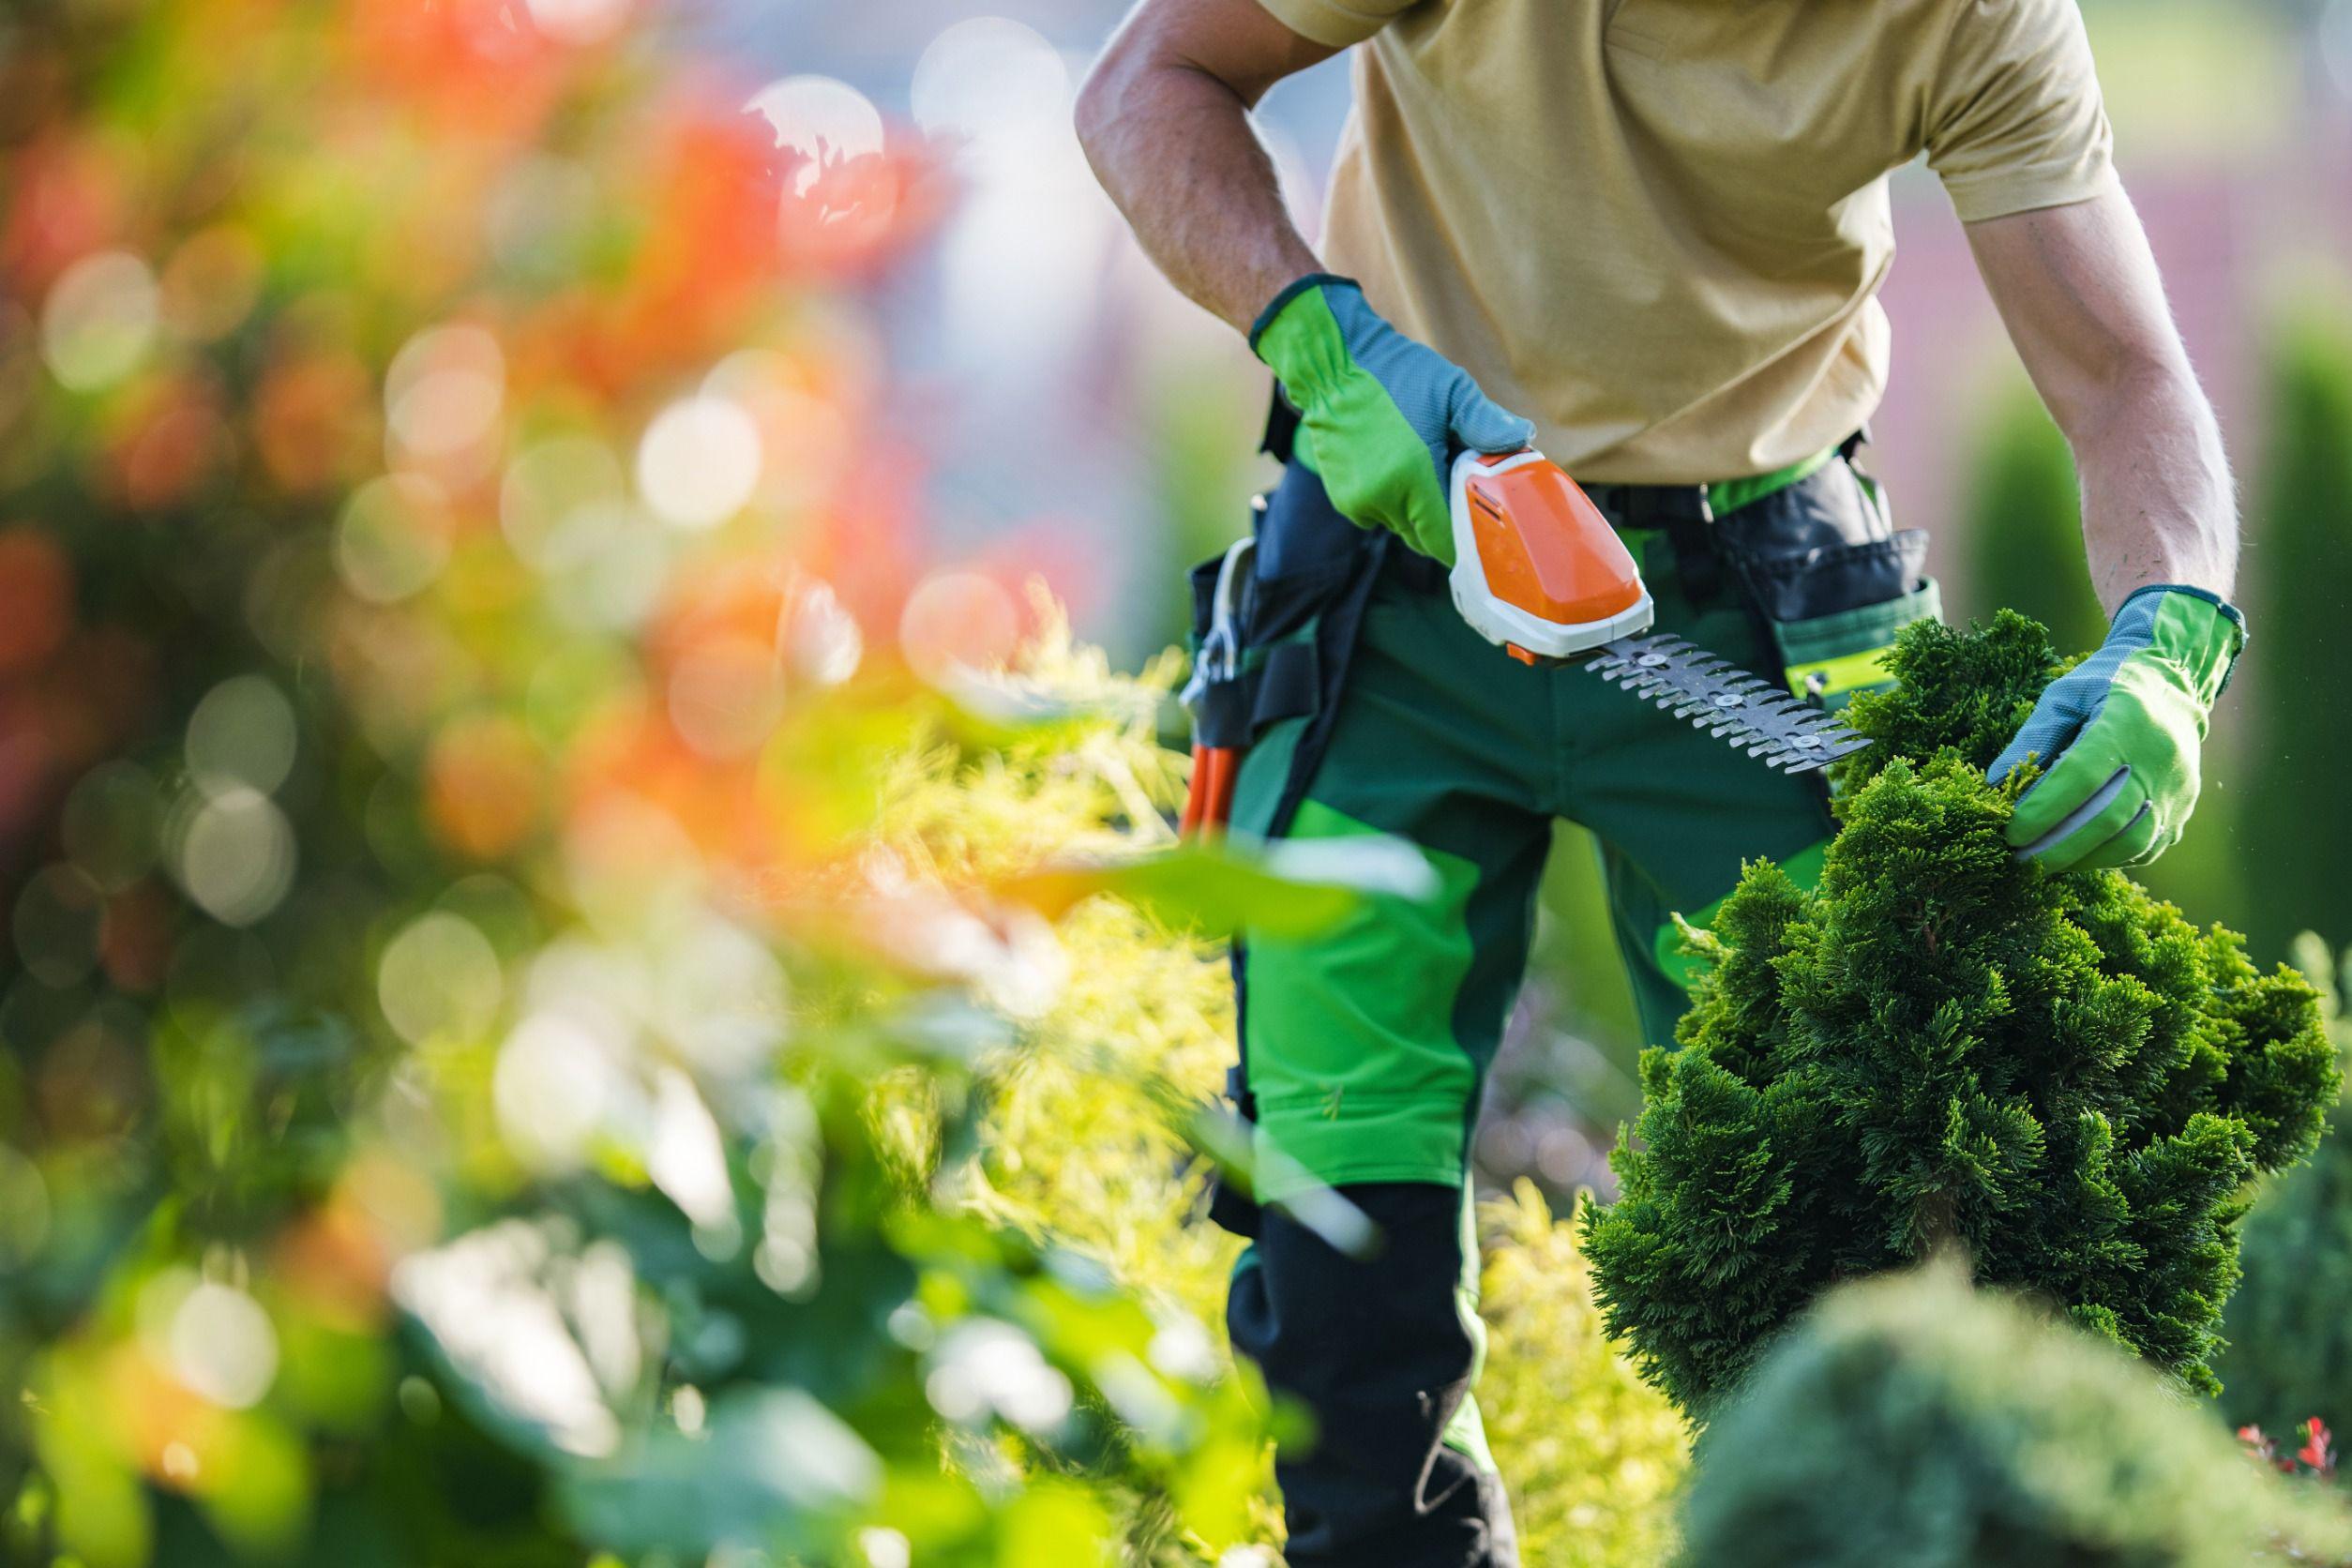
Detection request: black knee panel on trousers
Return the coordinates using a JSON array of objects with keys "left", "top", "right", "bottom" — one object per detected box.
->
[{"left": 1227, "top": 1183, "right": 1518, "bottom": 1568}]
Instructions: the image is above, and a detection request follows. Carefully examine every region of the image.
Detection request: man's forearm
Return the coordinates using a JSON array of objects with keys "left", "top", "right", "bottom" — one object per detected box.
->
[
  {"left": 1075, "top": 9, "right": 1328, "bottom": 335},
  {"left": 1966, "top": 193, "right": 2240, "bottom": 620},
  {"left": 2065, "top": 361, "right": 2238, "bottom": 612}
]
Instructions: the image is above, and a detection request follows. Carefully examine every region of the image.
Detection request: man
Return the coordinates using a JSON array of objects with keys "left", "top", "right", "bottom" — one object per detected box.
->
[{"left": 1077, "top": 2, "right": 2245, "bottom": 1562}]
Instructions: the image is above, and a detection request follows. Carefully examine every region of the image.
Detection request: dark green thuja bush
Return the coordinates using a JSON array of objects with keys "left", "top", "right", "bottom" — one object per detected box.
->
[
  {"left": 1581, "top": 612, "right": 2342, "bottom": 1415},
  {"left": 1678, "top": 1264, "right": 2352, "bottom": 1567}
]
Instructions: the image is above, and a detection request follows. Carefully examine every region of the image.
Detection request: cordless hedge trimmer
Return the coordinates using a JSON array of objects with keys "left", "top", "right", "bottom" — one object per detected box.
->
[{"left": 1446, "top": 448, "right": 1869, "bottom": 773}]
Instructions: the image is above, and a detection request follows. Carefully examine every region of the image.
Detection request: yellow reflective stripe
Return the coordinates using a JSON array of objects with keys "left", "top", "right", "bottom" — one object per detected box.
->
[{"left": 1786, "top": 645, "right": 1895, "bottom": 699}]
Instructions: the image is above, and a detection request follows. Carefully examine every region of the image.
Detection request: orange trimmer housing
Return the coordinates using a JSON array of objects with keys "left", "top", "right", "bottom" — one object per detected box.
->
[{"left": 1448, "top": 449, "right": 1654, "bottom": 664}]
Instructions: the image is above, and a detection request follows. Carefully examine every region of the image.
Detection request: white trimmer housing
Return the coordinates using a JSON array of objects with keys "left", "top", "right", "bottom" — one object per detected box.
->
[{"left": 1447, "top": 448, "right": 1655, "bottom": 663}]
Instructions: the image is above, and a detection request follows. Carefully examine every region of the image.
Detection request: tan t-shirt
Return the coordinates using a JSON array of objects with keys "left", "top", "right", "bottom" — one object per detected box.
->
[{"left": 1256, "top": 0, "right": 2118, "bottom": 483}]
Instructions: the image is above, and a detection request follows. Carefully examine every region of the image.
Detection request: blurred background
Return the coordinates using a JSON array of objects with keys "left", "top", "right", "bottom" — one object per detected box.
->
[{"left": 2, "top": 0, "right": 2349, "bottom": 1560}]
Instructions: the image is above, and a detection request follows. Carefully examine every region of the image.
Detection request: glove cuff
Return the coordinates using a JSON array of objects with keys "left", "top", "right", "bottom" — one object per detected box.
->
[
  {"left": 2116, "top": 583, "right": 2247, "bottom": 701},
  {"left": 1247, "top": 273, "right": 1359, "bottom": 353},
  {"left": 1248, "top": 273, "right": 1366, "bottom": 412}
]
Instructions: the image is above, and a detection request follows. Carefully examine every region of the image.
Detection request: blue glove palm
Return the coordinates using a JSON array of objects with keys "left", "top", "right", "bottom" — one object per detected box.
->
[{"left": 1989, "top": 584, "right": 2245, "bottom": 873}]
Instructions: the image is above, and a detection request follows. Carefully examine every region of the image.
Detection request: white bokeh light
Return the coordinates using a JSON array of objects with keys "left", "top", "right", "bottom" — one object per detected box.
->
[
  {"left": 647, "top": 1067, "right": 734, "bottom": 1233},
  {"left": 174, "top": 787, "right": 297, "bottom": 927},
  {"left": 41, "top": 250, "right": 160, "bottom": 391},
  {"left": 379, "top": 911, "right": 505, "bottom": 1046},
  {"left": 493, "top": 1011, "right": 618, "bottom": 1169},
  {"left": 911, "top": 19, "right": 1070, "bottom": 151},
  {"left": 391, "top": 1221, "right": 622, "bottom": 1457},
  {"left": 745, "top": 76, "right": 884, "bottom": 201},
  {"left": 923, "top": 1319, "right": 1073, "bottom": 1432},
  {"left": 636, "top": 396, "right": 761, "bottom": 531},
  {"left": 186, "top": 675, "right": 298, "bottom": 798},
  {"left": 525, "top": 0, "right": 630, "bottom": 45},
  {"left": 385, "top": 323, "right": 505, "bottom": 462},
  {"left": 789, "top": 578, "right": 864, "bottom": 687},
  {"left": 170, "top": 1283, "right": 280, "bottom": 1410}
]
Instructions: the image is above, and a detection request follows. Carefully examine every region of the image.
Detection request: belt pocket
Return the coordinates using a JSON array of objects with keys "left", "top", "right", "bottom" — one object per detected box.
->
[
  {"left": 1184, "top": 540, "right": 1330, "bottom": 755},
  {"left": 1713, "top": 459, "right": 1942, "bottom": 711},
  {"left": 1772, "top": 565, "right": 1942, "bottom": 711},
  {"left": 1186, "top": 631, "right": 1321, "bottom": 751}
]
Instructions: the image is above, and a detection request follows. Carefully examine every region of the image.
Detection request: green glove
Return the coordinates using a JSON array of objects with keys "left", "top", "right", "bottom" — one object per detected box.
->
[
  {"left": 1988, "top": 584, "right": 2246, "bottom": 872},
  {"left": 1251, "top": 274, "right": 1534, "bottom": 565}
]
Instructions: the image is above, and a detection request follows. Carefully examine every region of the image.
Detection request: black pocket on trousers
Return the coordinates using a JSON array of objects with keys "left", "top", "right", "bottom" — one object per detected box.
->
[{"left": 1716, "top": 459, "right": 1942, "bottom": 710}]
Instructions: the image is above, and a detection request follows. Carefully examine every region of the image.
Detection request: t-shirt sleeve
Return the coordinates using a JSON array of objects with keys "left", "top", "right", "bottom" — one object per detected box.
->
[
  {"left": 1253, "top": 0, "right": 1415, "bottom": 50},
  {"left": 1925, "top": 0, "right": 2118, "bottom": 223}
]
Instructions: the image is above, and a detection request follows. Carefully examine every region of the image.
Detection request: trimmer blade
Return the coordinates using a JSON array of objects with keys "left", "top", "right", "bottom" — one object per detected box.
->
[{"left": 1584, "top": 634, "right": 1872, "bottom": 775}]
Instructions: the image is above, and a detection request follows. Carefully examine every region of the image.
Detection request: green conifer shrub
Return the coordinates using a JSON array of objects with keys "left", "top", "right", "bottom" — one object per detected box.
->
[
  {"left": 1581, "top": 612, "right": 2342, "bottom": 1415},
  {"left": 1677, "top": 1264, "right": 2352, "bottom": 1567}
]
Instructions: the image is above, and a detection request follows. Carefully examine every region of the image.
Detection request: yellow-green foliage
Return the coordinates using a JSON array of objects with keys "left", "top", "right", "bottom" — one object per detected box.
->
[
  {"left": 1480, "top": 1183, "right": 1690, "bottom": 1568},
  {"left": 888, "top": 603, "right": 1693, "bottom": 1562},
  {"left": 882, "top": 604, "right": 1246, "bottom": 1332}
]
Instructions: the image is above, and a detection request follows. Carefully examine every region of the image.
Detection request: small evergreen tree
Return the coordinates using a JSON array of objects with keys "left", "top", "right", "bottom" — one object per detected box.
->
[
  {"left": 1678, "top": 1264, "right": 2352, "bottom": 1567},
  {"left": 1581, "top": 613, "right": 2341, "bottom": 1414}
]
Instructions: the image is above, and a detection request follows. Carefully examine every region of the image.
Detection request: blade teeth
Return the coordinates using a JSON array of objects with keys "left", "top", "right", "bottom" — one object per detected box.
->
[{"left": 1584, "top": 636, "right": 1869, "bottom": 771}]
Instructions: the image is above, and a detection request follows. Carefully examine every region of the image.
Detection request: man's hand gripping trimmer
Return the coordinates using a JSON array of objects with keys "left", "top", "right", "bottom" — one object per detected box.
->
[{"left": 1448, "top": 449, "right": 1869, "bottom": 774}]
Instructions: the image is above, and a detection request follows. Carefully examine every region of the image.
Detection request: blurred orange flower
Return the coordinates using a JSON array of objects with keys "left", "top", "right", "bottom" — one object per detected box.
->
[
  {"left": 424, "top": 711, "right": 546, "bottom": 860},
  {"left": 0, "top": 528, "right": 75, "bottom": 673}
]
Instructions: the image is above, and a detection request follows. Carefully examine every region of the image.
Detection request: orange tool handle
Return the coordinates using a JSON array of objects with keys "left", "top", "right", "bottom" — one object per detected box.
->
[{"left": 1180, "top": 745, "right": 1239, "bottom": 841}]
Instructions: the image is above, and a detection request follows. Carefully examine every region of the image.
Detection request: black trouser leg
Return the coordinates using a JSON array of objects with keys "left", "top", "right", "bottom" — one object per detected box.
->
[{"left": 1227, "top": 1183, "right": 1518, "bottom": 1568}]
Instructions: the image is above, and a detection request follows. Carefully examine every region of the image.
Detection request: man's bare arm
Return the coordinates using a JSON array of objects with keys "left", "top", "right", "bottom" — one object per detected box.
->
[
  {"left": 1076, "top": 0, "right": 1337, "bottom": 334},
  {"left": 1967, "top": 188, "right": 2238, "bottom": 613}
]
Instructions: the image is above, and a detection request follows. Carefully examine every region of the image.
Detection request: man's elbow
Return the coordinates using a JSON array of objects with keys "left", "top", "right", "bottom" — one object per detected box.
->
[{"left": 2055, "top": 342, "right": 2205, "bottom": 445}]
